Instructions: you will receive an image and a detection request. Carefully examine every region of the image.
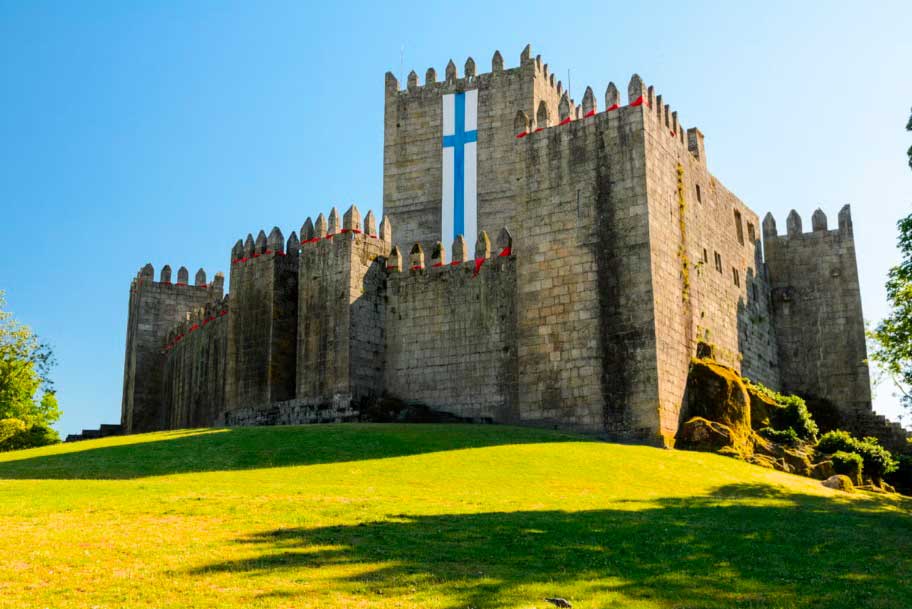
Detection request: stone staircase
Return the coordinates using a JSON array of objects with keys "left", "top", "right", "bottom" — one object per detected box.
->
[
  {"left": 844, "top": 409, "right": 910, "bottom": 454},
  {"left": 65, "top": 423, "right": 122, "bottom": 443}
]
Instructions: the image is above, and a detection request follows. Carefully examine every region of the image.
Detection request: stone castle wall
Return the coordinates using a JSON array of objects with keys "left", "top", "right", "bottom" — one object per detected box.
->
[
  {"left": 384, "top": 239, "right": 518, "bottom": 421},
  {"left": 161, "top": 297, "right": 229, "bottom": 429},
  {"left": 763, "top": 208, "right": 872, "bottom": 419},
  {"left": 121, "top": 265, "right": 223, "bottom": 433}
]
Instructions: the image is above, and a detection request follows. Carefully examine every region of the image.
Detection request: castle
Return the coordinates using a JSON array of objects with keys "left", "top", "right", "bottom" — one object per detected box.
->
[{"left": 113, "top": 45, "right": 907, "bottom": 450}]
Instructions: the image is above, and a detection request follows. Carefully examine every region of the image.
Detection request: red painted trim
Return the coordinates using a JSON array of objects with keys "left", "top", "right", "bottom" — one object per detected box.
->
[
  {"left": 450, "top": 260, "right": 462, "bottom": 266},
  {"left": 558, "top": 117, "right": 572, "bottom": 126},
  {"left": 409, "top": 265, "right": 424, "bottom": 271},
  {"left": 584, "top": 110, "right": 596, "bottom": 117},
  {"left": 606, "top": 103, "right": 620, "bottom": 112},
  {"left": 473, "top": 257, "right": 486, "bottom": 277},
  {"left": 534, "top": 127, "right": 544, "bottom": 132},
  {"left": 498, "top": 246, "right": 512, "bottom": 257},
  {"left": 432, "top": 262, "right": 444, "bottom": 267},
  {"left": 515, "top": 131, "right": 528, "bottom": 138},
  {"left": 629, "top": 95, "right": 646, "bottom": 107}
]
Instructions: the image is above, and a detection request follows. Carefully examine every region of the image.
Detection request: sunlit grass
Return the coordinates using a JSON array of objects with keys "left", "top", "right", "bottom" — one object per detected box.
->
[{"left": 0, "top": 424, "right": 909, "bottom": 608}]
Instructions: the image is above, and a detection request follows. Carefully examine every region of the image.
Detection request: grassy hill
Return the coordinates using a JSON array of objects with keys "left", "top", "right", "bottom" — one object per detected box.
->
[{"left": 0, "top": 424, "right": 909, "bottom": 609}]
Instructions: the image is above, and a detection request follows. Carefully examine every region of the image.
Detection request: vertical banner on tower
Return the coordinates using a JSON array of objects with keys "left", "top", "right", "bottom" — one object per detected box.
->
[{"left": 442, "top": 90, "right": 478, "bottom": 262}]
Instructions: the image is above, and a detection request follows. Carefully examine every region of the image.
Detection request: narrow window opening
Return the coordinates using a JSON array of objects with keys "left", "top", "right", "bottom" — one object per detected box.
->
[
  {"left": 703, "top": 248, "right": 708, "bottom": 263},
  {"left": 696, "top": 184, "right": 702, "bottom": 203},
  {"left": 733, "top": 267, "right": 740, "bottom": 287},
  {"left": 714, "top": 251, "right": 722, "bottom": 273},
  {"left": 734, "top": 210, "right": 744, "bottom": 245},
  {"left": 747, "top": 222, "right": 756, "bottom": 243}
]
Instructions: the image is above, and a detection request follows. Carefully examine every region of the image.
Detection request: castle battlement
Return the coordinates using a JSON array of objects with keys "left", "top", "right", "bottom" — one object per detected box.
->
[
  {"left": 762, "top": 205, "right": 853, "bottom": 240},
  {"left": 119, "top": 44, "right": 903, "bottom": 450}
]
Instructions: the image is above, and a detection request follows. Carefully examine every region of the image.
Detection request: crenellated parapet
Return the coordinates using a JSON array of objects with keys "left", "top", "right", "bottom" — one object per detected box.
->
[
  {"left": 388, "top": 228, "right": 513, "bottom": 279},
  {"left": 762, "top": 205, "right": 853, "bottom": 241}
]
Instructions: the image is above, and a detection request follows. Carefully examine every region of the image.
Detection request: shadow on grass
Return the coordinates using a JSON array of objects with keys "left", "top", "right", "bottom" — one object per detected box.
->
[
  {"left": 0, "top": 424, "right": 581, "bottom": 480},
  {"left": 192, "top": 483, "right": 912, "bottom": 609}
]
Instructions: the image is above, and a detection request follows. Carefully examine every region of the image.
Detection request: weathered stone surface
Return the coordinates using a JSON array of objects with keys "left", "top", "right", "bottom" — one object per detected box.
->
[
  {"left": 676, "top": 417, "right": 737, "bottom": 453},
  {"left": 822, "top": 475, "right": 855, "bottom": 492},
  {"left": 810, "top": 460, "right": 836, "bottom": 480},
  {"left": 681, "top": 360, "right": 752, "bottom": 448}
]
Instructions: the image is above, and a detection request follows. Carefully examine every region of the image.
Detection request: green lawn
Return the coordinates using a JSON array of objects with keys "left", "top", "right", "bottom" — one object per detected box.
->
[{"left": 0, "top": 424, "right": 909, "bottom": 609}]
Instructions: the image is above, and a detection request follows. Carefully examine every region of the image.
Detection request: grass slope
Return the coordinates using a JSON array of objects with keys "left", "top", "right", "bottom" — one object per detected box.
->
[{"left": 0, "top": 424, "right": 910, "bottom": 609}]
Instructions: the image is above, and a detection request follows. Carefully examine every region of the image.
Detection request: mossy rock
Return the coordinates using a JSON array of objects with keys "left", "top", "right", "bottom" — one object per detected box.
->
[
  {"left": 822, "top": 475, "right": 854, "bottom": 493},
  {"left": 752, "top": 432, "right": 813, "bottom": 476},
  {"left": 676, "top": 417, "right": 737, "bottom": 453},
  {"left": 682, "top": 359, "right": 752, "bottom": 452},
  {"left": 746, "top": 384, "right": 783, "bottom": 430},
  {"left": 810, "top": 460, "right": 836, "bottom": 480}
]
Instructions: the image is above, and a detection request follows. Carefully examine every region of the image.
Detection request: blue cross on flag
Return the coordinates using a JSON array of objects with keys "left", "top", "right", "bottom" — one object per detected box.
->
[{"left": 442, "top": 90, "right": 478, "bottom": 260}]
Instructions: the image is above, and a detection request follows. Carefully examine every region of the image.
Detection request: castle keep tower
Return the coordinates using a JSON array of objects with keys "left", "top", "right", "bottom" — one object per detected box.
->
[{"left": 118, "top": 44, "right": 902, "bottom": 449}]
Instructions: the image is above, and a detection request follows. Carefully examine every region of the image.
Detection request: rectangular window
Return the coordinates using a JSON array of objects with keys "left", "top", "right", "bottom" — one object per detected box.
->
[
  {"left": 714, "top": 251, "right": 722, "bottom": 273},
  {"left": 734, "top": 210, "right": 744, "bottom": 245},
  {"left": 696, "top": 184, "right": 702, "bottom": 203},
  {"left": 703, "top": 248, "right": 708, "bottom": 263},
  {"left": 733, "top": 267, "right": 740, "bottom": 287},
  {"left": 747, "top": 222, "right": 756, "bottom": 243}
]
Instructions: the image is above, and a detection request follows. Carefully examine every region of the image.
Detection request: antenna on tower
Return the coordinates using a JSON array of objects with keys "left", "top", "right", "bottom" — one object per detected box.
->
[{"left": 400, "top": 45, "right": 405, "bottom": 86}]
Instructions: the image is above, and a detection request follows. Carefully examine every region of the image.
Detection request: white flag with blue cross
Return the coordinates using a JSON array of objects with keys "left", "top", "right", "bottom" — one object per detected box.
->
[{"left": 441, "top": 90, "right": 478, "bottom": 261}]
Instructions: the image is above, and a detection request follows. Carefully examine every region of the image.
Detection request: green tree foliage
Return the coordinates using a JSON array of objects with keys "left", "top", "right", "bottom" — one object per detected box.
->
[
  {"left": 870, "top": 109, "right": 912, "bottom": 409},
  {"left": 0, "top": 291, "right": 60, "bottom": 451}
]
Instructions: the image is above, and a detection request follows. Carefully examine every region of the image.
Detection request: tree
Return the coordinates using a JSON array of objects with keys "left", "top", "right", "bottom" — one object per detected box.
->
[
  {"left": 870, "top": 109, "right": 912, "bottom": 411},
  {"left": 0, "top": 291, "right": 60, "bottom": 449}
]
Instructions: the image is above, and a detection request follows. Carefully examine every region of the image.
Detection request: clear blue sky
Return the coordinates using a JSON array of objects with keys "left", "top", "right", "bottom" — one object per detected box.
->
[{"left": 1, "top": 1, "right": 910, "bottom": 436}]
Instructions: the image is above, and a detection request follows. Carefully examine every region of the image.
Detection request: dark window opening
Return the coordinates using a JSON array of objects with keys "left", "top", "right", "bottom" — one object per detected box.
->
[
  {"left": 733, "top": 267, "right": 740, "bottom": 287},
  {"left": 747, "top": 222, "right": 756, "bottom": 243},
  {"left": 714, "top": 251, "right": 722, "bottom": 273},
  {"left": 734, "top": 210, "right": 744, "bottom": 245},
  {"left": 696, "top": 184, "right": 702, "bottom": 203}
]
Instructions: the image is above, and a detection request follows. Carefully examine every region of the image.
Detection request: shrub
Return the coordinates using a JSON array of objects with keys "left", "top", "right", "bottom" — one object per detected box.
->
[
  {"left": 816, "top": 430, "right": 898, "bottom": 481},
  {"left": 759, "top": 426, "right": 799, "bottom": 447},
  {"left": 770, "top": 395, "right": 819, "bottom": 440},
  {"left": 830, "top": 451, "right": 864, "bottom": 480},
  {"left": 744, "top": 382, "right": 818, "bottom": 440},
  {"left": 0, "top": 420, "right": 59, "bottom": 452}
]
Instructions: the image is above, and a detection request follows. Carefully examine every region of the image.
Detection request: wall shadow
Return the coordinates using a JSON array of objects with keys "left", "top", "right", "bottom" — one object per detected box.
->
[
  {"left": 190, "top": 483, "right": 912, "bottom": 609},
  {"left": 0, "top": 423, "right": 580, "bottom": 480}
]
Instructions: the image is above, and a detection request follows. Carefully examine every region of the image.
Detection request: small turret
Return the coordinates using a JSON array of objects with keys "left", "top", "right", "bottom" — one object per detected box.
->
[
  {"left": 628, "top": 74, "right": 645, "bottom": 105},
  {"left": 195, "top": 268, "right": 207, "bottom": 287},
  {"left": 244, "top": 234, "right": 255, "bottom": 257},
  {"left": 838, "top": 204, "right": 853, "bottom": 234},
  {"left": 409, "top": 242, "right": 425, "bottom": 270},
  {"left": 387, "top": 245, "right": 402, "bottom": 272},
  {"left": 140, "top": 263, "right": 154, "bottom": 279},
  {"left": 475, "top": 230, "right": 491, "bottom": 260},
  {"left": 314, "top": 213, "right": 328, "bottom": 239},
  {"left": 431, "top": 241, "right": 446, "bottom": 267},
  {"left": 301, "top": 217, "right": 315, "bottom": 242},
  {"left": 407, "top": 70, "right": 418, "bottom": 91},
  {"left": 287, "top": 231, "right": 300, "bottom": 255},
  {"left": 491, "top": 50, "right": 503, "bottom": 72},
  {"left": 445, "top": 59, "right": 457, "bottom": 82},
  {"left": 177, "top": 266, "right": 189, "bottom": 285},
  {"left": 425, "top": 67, "right": 436, "bottom": 85},
  {"left": 582, "top": 86, "right": 596, "bottom": 116},
  {"left": 254, "top": 230, "right": 267, "bottom": 255},
  {"left": 520, "top": 44, "right": 532, "bottom": 65},
  {"left": 464, "top": 57, "right": 476, "bottom": 78},
  {"left": 496, "top": 227, "right": 513, "bottom": 256},
  {"left": 605, "top": 82, "right": 620, "bottom": 110},
  {"left": 364, "top": 210, "right": 377, "bottom": 237},
  {"left": 160, "top": 265, "right": 172, "bottom": 284},
  {"left": 327, "top": 207, "right": 341, "bottom": 236},
  {"left": 762, "top": 212, "right": 777, "bottom": 240},
  {"left": 787, "top": 210, "right": 802, "bottom": 236},
  {"left": 452, "top": 235, "right": 468, "bottom": 264},
  {"left": 812, "top": 208, "right": 828, "bottom": 232},
  {"left": 267, "top": 227, "right": 284, "bottom": 253},
  {"left": 343, "top": 205, "right": 362, "bottom": 233},
  {"left": 380, "top": 215, "right": 392, "bottom": 242}
]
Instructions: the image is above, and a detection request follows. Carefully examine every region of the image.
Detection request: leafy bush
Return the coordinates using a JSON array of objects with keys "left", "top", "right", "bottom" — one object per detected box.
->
[
  {"left": 758, "top": 426, "right": 799, "bottom": 447},
  {"left": 772, "top": 396, "right": 818, "bottom": 440},
  {"left": 816, "top": 430, "right": 898, "bottom": 481},
  {"left": 0, "top": 419, "right": 59, "bottom": 452},
  {"left": 747, "top": 381, "right": 818, "bottom": 440},
  {"left": 830, "top": 451, "right": 864, "bottom": 479}
]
